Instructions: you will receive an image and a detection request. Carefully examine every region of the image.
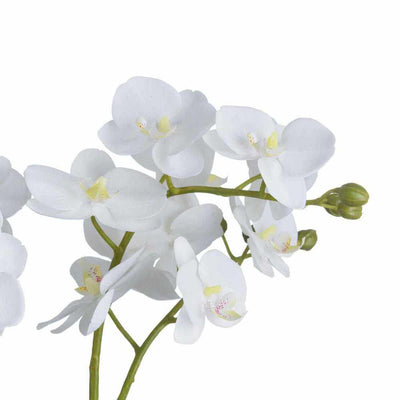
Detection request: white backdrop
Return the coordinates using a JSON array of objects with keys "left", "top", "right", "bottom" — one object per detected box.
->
[{"left": 0, "top": 1, "right": 398, "bottom": 399}]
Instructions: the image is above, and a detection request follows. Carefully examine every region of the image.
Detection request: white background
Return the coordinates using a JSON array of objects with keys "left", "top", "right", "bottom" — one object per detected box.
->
[{"left": 0, "top": 1, "right": 398, "bottom": 399}]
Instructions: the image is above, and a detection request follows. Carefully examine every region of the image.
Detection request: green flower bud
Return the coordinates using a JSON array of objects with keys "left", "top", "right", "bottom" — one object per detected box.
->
[
  {"left": 339, "top": 183, "right": 369, "bottom": 206},
  {"left": 324, "top": 192, "right": 341, "bottom": 216},
  {"left": 297, "top": 229, "right": 318, "bottom": 251},
  {"left": 326, "top": 192, "right": 341, "bottom": 207},
  {"left": 326, "top": 208, "right": 341, "bottom": 217},
  {"left": 338, "top": 203, "right": 363, "bottom": 220},
  {"left": 221, "top": 218, "right": 228, "bottom": 233}
]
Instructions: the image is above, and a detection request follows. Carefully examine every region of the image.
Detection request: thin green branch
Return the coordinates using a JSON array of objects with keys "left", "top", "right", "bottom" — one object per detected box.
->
[
  {"left": 237, "top": 246, "right": 250, "bottom": 266},
  {"left": 168, "top": 185, "right": 276, "bottom": 200},
  {"left": 89, "top": 324, "right": 104, "bottom": 400},
  {"left": 109, "top": 309, "right": 139, "bottom": 352},
  {"left": 164, "top": 175, "right": 174, "bottom": 190},
  {"left": 117, "top": 300, "right": 184, "bottom": 400},
  {"left": 235, "top": 174, "right": 262, "bottom": 190},
  {"left": 89, "top": 228, "right": 135, "bottom": 399},
  {"left": 91, "top": 216, "right": 119, "bottom": 254},
  {"left": 222, "top": 234, "right": 239, "bottom": 261}
]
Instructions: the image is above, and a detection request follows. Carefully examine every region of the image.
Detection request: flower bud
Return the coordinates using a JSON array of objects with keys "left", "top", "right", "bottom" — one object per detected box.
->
[
  {"left": 339, "top": 183, "right": 369, "bottom": 206},
  {"left": 297, "top": 229, "right": 318, "bottom": 251},
  {"left": 326, "top": 192, "right": 341, "bottom": 207},
  {"left": 325, "top": 192, "right": 341, "bottom": 216},
  {"left": 221, "top": 218, "right": 228, "bottom": 233},
  {"left": 337, "top": 203, "right": 362, "bottom": 220}
]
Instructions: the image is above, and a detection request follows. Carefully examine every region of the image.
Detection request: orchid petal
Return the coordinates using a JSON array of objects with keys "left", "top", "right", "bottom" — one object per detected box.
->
[
  {"left": 24, "top": 165, "right": 90, "bottom": 213},
  {"left": 79, "top": 290, "right": 114, "bottom": 335},
  {"left": 0, "top": 273, "right": 25, "bottom": 330},
  {"left": 0, "top": 169, "right": 30, "bottom": 218},
  {"left": 99, "top": 121, "right": 153, "bottom": 156},
  {"left": 70, "top": 149, "right": 115, "bottom": 180},
  {"left": 0, "top": 156, "right": 11, "bottom": 184},
  {"left": 216, "top": 106, "right": 276, "bottom": 159},
  {"left": 280, "top": 118, "right": 335, "bottom": 177},
  {"left": 95, "top": 168, "right": 167, "bottom": 231},
  {"left": 203, "top": 129, "right": 244, "bottom": 159},
  {"left": 99, "top": 248, "right": 145, "bottom": 294},
  {"left": 258, "top": 158, "right": 307, "bottom": 209},
  {"left": 163, "top": 90, "right": 216, "bottom": 155},
  {"left": 0, "top": 233, "right": 27, "bottom": 278},
  {"left": 152, "top": 141, "right": 204, "bottom": 179},
  {"left": 171, "top": 204, "right": 223, "bottom": 253},
  {"left": 174, "top": 237, "right": 197, "bottom": 266},
  {"left": 112, "top": 76, "right": 182, "bottom": 130}
]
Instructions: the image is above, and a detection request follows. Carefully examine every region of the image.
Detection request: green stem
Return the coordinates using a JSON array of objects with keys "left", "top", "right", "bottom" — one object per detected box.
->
[
  {"left": 109, "top": 309, "right": 139, "bottom": 352},
  {"left": 222, "top": 234, "right": 239, "bottom": 261},
  {"left": 89, "top": 225, "right": 135, "bottom": 399},
  {"left": 168, "top": 185, "right": 276, "bottom": 200},
  {"left": 117, "top": 300, "right": 184, "bottom": 400},
  {"left": 165, "top": 174, "right": 337, "bottom": 211},
  {"left": 89, "top": 324, "right": 104, "bottom": 400},
  {"left": 235, "top": 174, "right": 262, "bottom": 190},
  {"left": 237, "top": 246, "right": 250, "bottom": 266},
  {"left": 91, "top": 216, "right": 119, "bottom": 253}
]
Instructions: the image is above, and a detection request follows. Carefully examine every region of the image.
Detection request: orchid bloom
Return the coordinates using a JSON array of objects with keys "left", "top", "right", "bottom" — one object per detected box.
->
[
  {"left": 173, "top": 237, "right": 247, "bottom": 344},
  {"left": 84, "top": 195, "right": 224, "bottom": 290},
  {"left": 37, "top": 248, "right": 164, "bottom": 335},
  {"left": 24, "top": 149, "right": 167, "bottom": 232},
  {"left": 0, "top": 229, "right": 27, "bottom": 335},
  {"left": 98, "top": 77, "right": 216, "bottom": 180},
  {"left": 204, "top": 106, "right": 335, "bottom": 209},
  {"left": 0, "top": 155, "right": 30, "bottom": 232},
  {"left": 230, "top": 197, "right": 300, "bottom": 277}
]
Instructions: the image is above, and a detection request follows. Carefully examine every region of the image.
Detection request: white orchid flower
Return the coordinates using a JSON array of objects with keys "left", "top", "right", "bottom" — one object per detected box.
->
[
  {"left": 245, "top": 159, "right": 318, "bottom": 221},
  {"left": 230, "top": 197, "right": 300, "bottom": 277},
  {"left": 204, "top": 107, "right": 335, "bottom": 209},
  {"left": 37, "top": 248, "right": 169, "bottom": 335},
  {"left": 24, "top": 149, "right": 167, "bottom": 232},
  {"left": 0, "top": 231, "right": 27, "bottom": 335},
  {"left": 173, "top": 237, "right": 247, "bottom": 344},
  {"left": 98, "top": 76, "right": 216, "bottom": 179},
  {"left": 0, "top": 155, "right": 30, "bottom": 231},
  {"left": 84, "top": 195, "right": 224, "bottom": 287}
]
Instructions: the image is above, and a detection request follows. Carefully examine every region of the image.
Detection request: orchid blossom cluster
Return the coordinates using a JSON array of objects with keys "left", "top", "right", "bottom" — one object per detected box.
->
[{"left": 0, "top": 77, "right": 369, "bottom": 399}]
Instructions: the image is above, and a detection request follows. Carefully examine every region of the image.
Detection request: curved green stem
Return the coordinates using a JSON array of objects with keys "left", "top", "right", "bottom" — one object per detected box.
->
[
  {"left": 91, "top": 216, "right": 119, "bottom": 254},
  {"left": 222, "top": 234, "right": 239, "bottom": 261},
  {"left": 237, "top": 246, "right": 250, "bottom": 266},
  {"left": 109, "top": 309, "right": 139, "bottom": 352},
  {"left": 117, "top": 300, "right": 184, "bottom": 400},
  {"left": 89, "top": 225, "right": 135, "bottom": 399},
  {"left": 235, "top": 174, "right": 262, "bottom": 190}
]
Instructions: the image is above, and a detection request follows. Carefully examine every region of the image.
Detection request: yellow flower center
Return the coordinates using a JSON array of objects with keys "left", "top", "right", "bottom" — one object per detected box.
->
[
  {"left": 266, "top": 131, "right": 279, "bottom": 149},
  {"left": 204, "top": 285, "right": 222, "bottom": 297},
  {"left": 136, "top": 115, "right": 174, "bottom": 139},
  {"left": 81, "top": 177, "right": 110, "bottom": 202},
  {"left": 76, "top": 265, "right": 103, "bottom": 296},
  {"left": 258, "top": 225, "right": 277, "bottom": 241}
]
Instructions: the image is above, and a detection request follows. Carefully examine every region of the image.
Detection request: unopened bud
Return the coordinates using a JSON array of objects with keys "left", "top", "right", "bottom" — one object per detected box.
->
[
  {"left": 297, "top": 229, "right": 318, "bottom": 251},
  {"left": 221, "top": 218, "right": 228, "bottom": 233},
  {"left": 325, "top": 192, "right": 341, "bottom": 216},
  {"left": 339, "top": 183, "right": 369, "bottom": 207},
  {"left": 338, "top": 203, "right": 362, "bottom": 220}
]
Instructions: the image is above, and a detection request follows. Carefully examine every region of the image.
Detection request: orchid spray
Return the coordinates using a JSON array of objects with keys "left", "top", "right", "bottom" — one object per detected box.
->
[{"left": 1, "top": 77, "right": 369, "bottom": 399}]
